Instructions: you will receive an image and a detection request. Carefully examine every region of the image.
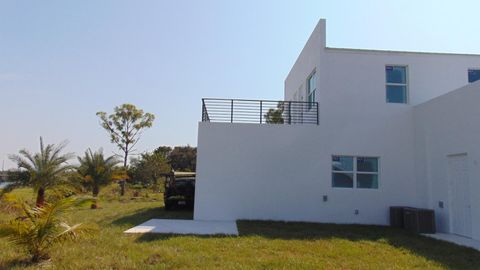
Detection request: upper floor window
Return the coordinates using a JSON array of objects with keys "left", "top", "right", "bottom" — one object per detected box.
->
[
  {"left": 307, "top": 71, "right": 316, "bottom": 109},
  {"left": 468, "top": 69, "right": 480, "bottom": 83},
  {"left": 386, "top": 66, "right": 408, "bottom": 104},
  {"left": 332, "top": 155, "right": 379, "bottom": 189}
]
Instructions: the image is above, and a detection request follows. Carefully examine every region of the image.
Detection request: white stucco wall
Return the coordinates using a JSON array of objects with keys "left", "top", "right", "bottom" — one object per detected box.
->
[
  {"left": 281, "top": 19, "right": 480, "bottom": 232},
  {"left": 195, "top": 122, "right": 421, "bottom": 225},
  {"left": 284, "top": 19, "right": 325, "bottom": 103},
  {"left": 414, "top": 81, "right": 480, "bottom": 240},
  {"left": 285, "top": 20, "right": 480, "bottom": 107},
  {"left": 194, "top": 19, "right": 480, "bottom": 235},
  {"left": 321, "top": 48, "right": 480, "bottom": 106}
]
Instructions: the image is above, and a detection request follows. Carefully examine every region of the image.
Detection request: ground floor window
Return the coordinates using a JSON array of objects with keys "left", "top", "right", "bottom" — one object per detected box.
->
[
  {"left": 468, "top": 69, "right": 480, "bottom": 83},
  {"left": 332, "top": 155, "right": 379, "bottom": 189}
]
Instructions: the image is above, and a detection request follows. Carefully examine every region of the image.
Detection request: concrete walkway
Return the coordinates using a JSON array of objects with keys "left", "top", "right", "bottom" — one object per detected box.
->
[
  {"left": 423, "top": 233, "right": 480, "bottom": 251},
  {"left": 124, "top": 219, "right": 239, "bottom": 236}
]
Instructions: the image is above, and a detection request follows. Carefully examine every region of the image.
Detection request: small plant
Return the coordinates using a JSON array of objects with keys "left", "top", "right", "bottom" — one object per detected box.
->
[
  {"left": 77, "top": 149, "right": 120, "bottom": 208},
  {"left": 0, "top": 196, "right": 97, "bottom": 262},
  {"left": 8, "top": 137, "right": 75, "bottom": 207}
]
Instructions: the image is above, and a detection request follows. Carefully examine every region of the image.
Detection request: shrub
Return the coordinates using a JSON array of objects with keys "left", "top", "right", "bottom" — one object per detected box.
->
[{"left": 0, "top": 196, "right": 97, "bottom": 262}]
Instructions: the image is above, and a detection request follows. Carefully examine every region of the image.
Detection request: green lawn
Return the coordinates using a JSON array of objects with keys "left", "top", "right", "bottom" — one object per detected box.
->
[{"left": 1, "top": 188, "right": 480, "bottom": 270}]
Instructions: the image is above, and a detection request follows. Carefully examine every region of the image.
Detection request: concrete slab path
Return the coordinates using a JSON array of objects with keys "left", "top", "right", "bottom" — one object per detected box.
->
[{"left": 124, "top": 219, "right": 239, "bottom": 236}]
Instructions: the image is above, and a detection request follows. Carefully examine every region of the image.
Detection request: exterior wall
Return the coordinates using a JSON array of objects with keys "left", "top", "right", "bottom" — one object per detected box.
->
[
  {"left": 284, "top": 19, "right": 325, "bottom": 103},
  {"left": 194, "top": 19, "right": 480, "bottom": 235},
  {"left": 285, "top": 20, "right": 480, "bottom": 107},
  {"left": 321, "top": 48, "right": 480, "bottom": 106},
  {"left": 195, "top": 122, "right": 420, "bottom": 225},
  {"left": 280, "top": 19, "right": 480, "bottom": 231},
  {"left": 194, "top": 122, "right": 324, "bottom": 222},
  {"left": 414, "top": 81, "right": 480, "bottom": 240}
]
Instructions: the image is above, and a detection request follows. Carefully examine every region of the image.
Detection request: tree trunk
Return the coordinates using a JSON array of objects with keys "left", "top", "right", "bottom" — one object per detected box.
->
[
  {"left": 92, "top": 183, "right": 99, "bottom": 197},
  {"left": 121, "top": 150, "right": 128, "bottom": 196},
  {"left": 119, "top": 180, "right": 126, "bottom": 196},
  {"left": 152, "top": 174, "right": 159, "bottom": 193},
  {"left": 36, "top": 188, "right": 45, "bottom": 207},
  {"left": 91, "top": 184, "right": 99, "bottom": 209}
]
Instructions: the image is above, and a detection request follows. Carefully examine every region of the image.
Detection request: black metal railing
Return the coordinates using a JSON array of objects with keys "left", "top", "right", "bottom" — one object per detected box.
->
[{"left": 201, "top": 98, "right": 319, "bottom": 125}]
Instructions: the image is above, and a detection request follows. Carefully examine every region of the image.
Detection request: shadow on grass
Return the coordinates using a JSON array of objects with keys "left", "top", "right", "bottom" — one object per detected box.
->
[
  {"left": 111, "top": 207, "right": 193, "bottom": 227},
  {"left": 117, "top": 212, "right": 480, "bottom": 269},
  {"left": 135, "top": 232, "right": 232, "bottom": 242},
  {"left": 0, "top": 258, "right": 39, "bottom": 270},
  {"left": 237, "top": 220, "right": 480, "bottom": 270}
]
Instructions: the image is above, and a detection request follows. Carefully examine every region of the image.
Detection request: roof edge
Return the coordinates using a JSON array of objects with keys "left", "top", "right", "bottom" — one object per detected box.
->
[{"left": 326, "top": 47, "right": 480, "bottom": 57}]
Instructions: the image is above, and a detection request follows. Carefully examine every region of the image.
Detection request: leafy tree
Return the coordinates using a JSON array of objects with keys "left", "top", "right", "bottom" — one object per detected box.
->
[
  {"left": 169, "top": 146, "right": 197, "bottom": 172},
  {"left": 0, "top": 196, "right": 96, "bottom": 262},
  {"left": 96, "top": 104, "right": 155, "bottom": 195},
  {"left": 0, "top": 170, "right": 30, "bottom": 199},
  {"left": 8, "top": 138, "right": 74, "bottom": 207},
  {"left": 153, "top": 146, "right": 172, "bottom": 160},
  {"left": 77, "top": 149, "right": 120, "bottom": 208},
  {"left": 6, "top": 170, "right": 30, "bottom": 185},
  {"left": 129, "top": 152, "right": 171, "bottom": 190},
  {"left": 264, "top": 102, "right": 284, "bottom": 124}
]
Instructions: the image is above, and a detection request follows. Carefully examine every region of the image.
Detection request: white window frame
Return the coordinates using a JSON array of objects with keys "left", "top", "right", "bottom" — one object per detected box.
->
[
  {"left": 332, "top": 155, "right": 380, "bottom": 189},
  {"left": 306, "top": 70, "right": 316, "bottom": 110},
  {"left": 468, "top": 68, "right": 480, "bottom": 83},
  {"left": 386, "top": 65, "right": 408, "bottom": 104}
]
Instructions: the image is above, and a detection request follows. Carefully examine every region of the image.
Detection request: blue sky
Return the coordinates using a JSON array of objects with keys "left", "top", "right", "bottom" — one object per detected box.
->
[{"left": 1, "top": 0, "right": 479, "bottom": 169}]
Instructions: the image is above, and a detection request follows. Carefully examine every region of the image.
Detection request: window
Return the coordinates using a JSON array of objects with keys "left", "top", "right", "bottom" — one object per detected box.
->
[
  {"left": 386, "top": 66, "right": 408, "bottom": 104},
  {"left": 332, "top": 156, "right": 354, "bottom": 188},
  {"left": 468, "top": 69, "right": 480, "bottom": 83},
  {"left": 307, "top": 71, "right": 316, "bottom": 109},
  {"left": 332, "top": 156, "right": 379, "bottom": 189}
]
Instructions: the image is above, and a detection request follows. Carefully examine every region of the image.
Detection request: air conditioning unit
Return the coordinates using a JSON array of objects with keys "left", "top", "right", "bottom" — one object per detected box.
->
[
  {"left": 389, "top": 206, "right": 407, "bottom": 228},
  {"left": 403, "top": 207, "right": 436, "bottom": 234}
]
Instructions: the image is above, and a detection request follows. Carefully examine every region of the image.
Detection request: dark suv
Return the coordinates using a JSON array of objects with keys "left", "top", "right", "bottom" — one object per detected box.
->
[{"left": 164, "top": 173, "right": 195, "bottom": 210}]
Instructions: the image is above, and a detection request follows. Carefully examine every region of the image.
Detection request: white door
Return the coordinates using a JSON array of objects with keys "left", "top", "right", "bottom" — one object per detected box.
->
[{"left": 447, "top": 154, "right": 472, "bottom": 238}]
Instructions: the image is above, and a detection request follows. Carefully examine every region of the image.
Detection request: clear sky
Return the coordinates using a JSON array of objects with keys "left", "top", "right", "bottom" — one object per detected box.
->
[{"left": 1, "top": 0, "right": 479, "bottom": 169}]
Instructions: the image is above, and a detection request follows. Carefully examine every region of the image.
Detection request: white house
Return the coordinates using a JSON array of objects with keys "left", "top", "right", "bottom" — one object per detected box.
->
[{"left": 194, "top": 19, "right": 480, "bottom": 241}]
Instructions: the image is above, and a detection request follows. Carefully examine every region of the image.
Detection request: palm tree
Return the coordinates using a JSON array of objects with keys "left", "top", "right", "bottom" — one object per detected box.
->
[
  {"left": 9, "top": 137, "right": 74, "bottom": 207},
  {"left": 77, "top": 148, "right": 120, "bottom": 208},
  {"left": 0, "top": 196, "right": 96, "bottom": 262}
]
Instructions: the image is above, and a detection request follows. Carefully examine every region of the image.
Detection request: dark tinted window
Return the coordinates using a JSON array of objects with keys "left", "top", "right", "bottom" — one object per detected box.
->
[
  {"left": 386, "top": 66, "right": 407, "bottom": 84},
  {"left": 386, "top": 66, "right": 407, "bottom": 104},
  {"left": 468, "top": 69, "right": 480, "bottom": 83}
]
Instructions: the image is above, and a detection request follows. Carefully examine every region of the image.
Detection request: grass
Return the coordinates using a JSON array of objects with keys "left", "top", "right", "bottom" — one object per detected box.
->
[{"left": 1, "top": 188, "right": 480, "bottom": 269}]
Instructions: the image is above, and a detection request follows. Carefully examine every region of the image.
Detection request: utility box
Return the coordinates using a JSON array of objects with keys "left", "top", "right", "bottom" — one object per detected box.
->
[
  {"left": 390, "top": 206, "right": 406, "bottom": 228},
  {"left": 403, "top": 208, "right": 436, "bottom": 234}
]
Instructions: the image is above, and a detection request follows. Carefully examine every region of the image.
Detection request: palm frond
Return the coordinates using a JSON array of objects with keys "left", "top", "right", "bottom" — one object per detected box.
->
[
  {"left": 54, "top": 222, "right": 97, "bottom": 243},
  {"left": 0, "top": 195, "right": 97, "bottom": 262},
  {"left": 77, "top": 148, "right": 120, "bottom": 196},
  {"left": 9, "top": 138, "right": 74, "bottom": 196}
]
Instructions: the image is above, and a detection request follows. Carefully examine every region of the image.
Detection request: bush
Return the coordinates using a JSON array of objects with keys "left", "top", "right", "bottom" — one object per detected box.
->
[{"left": 0, "top": 196, "right": 97, "bottom": 262}]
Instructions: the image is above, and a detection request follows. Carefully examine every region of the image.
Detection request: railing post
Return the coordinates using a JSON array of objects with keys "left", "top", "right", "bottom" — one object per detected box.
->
[
  {"left": 231, "top": 99, "right": 234, "bottom": 123},
  {"left": 288, "top": 101, "right": 291, "bottom": 124},
  {"left": 301, "top": 101, "right": 303, "bottom": 124},
  {"left": 316, "top": 102, "right": 319, "bottom": 125},
  {"left": 260, "top": 100, "right": 263, "bottom": 124}
]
